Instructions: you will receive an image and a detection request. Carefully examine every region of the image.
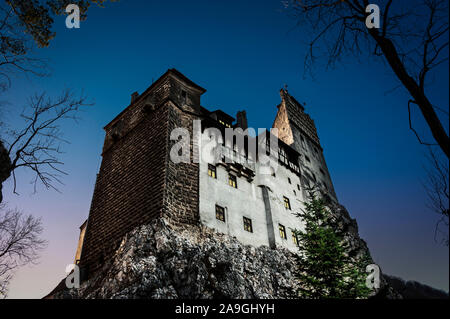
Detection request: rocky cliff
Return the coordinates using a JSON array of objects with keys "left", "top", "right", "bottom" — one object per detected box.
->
[
  {"left": 59, "top": 218, "right": 299, "bottom": 298},
  {"left": 53, "top": 203, "right": 399, "bottom": 299}
]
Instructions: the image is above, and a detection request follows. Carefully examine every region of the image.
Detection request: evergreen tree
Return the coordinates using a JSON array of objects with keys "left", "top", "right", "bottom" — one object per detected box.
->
[{"left": 293, "top": 190, "right": 371, "bottom": 298}]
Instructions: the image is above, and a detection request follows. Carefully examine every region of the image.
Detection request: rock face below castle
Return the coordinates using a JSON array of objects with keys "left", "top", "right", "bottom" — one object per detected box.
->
[
  {"left": 53, "top": 204, "right": 399, "bottom": 299},
  {"left": 59, "top": 218, "right": 299, "bottom": 298}
]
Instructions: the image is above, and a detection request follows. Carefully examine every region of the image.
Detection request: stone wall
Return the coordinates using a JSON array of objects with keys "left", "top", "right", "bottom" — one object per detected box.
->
[
  {"left": 79, "top": 69, "right": 204, "bottom": 278},
  {"left": 164, "top": 102, "right": 200, "bottom": 227},
  {"left": 79, "top": 102, "right": 170, "bottom": 276}
]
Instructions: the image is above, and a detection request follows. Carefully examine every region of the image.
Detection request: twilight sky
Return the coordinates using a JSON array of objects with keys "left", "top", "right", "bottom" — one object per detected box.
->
[{"left": 1, "top": 0, "right": 448, "bottom": 298}]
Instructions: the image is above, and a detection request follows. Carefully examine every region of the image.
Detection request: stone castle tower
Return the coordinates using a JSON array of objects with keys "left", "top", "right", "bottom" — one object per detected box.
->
[
  {"left": 79, "top": 69, "right": 204, "bottom": 276},
  {"left": 78, "top": 69, "right": 337, "bottom": 278},
  {"left": 273, "top": 88, "right": 336, "bottom": 199}
]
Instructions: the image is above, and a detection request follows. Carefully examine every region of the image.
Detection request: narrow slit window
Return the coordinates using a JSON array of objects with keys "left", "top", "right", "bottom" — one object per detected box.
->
[
  {"left": 208, "top": 164, "right": 217, "bottom": 179},
  {"left": 228, "top": 174, "right": 237, "bottom": 188},
  {"left": 243, "top": 217, "right": 253, "bottom": 232},
  {"left": 283, "top": 196, "right": 291, "bottom": 210},
  {"left": 292, "top": 231, "right": 298, "bottom": 245},
  {"left": 215, "top": 205, "right": 225, "bottom": 222},
  {"left": 279, "top": 224, "right": 287, "bottom": 240},
  {"left": 266, "top": 139, "right": 271, "bottom": 155}
]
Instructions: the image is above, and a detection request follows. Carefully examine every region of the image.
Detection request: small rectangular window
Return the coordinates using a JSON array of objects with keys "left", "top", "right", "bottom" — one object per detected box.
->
[
  {"left": 288, "top": 177, "right": 291, "bottom": 184},
  {"left": 208, "top": 164, "right": 217, "bottom": 179},
  {"left": 279, "top": 224, "right": 287, "bottom": 240},
  {"left": 215, "top": 205, "right": 225, "bottom": 222},
  {"left": 243, "top": 217, "right": 253, "bottom": 232},
  {"left": 228, "top": 174, "right": 237, "bottom": 188},
  {"left": 265, "top": 140, "right": 270, "bottom": 155},
  {"left": 283, "top": 196, "right": 291, "bottom": 210},
  {"left": 219, "top": 119, "right": 231, "bottom": 128},
  {"left": 297, "top": 184, "right": 300, "bottom": 191},
  {"left": 279, "top": 148, "right": 288, "bottom": 164},
  {"left": 292, "top": 231, "right": 298, "bottom": 245}
]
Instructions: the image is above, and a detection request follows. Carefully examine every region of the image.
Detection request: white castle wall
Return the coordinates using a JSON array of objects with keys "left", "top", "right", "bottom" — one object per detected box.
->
[{"left": 198, "top": 133, "right": 307, "bottom": 253}]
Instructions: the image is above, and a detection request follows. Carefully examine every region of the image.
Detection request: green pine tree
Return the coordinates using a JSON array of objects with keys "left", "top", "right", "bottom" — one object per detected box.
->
[{"left": 293, "top": 190, "right": 371, "bottom": 299}]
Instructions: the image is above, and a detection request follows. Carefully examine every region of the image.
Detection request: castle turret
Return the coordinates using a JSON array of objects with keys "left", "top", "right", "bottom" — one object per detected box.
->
[{"left": 273, "top": 88, "right": 337, "bottom": 200}]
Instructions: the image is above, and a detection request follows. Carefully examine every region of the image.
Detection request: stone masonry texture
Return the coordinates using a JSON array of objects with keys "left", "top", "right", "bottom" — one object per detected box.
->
[{"left": 79, "top": 70, "right": 202, "bottom": 277}]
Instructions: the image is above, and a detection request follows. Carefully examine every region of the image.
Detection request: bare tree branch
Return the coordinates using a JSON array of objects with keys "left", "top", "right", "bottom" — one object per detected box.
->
[
  {"left": 408, "top": 99, "right": 438, "bottom": 146},
  {"left": 0, "top": 1, "right": 108, "bottom": 90},
  {"left": 289, "top": 0, "right": 449, "bottom": 157},
  {"left": 2, "top": 90, "right": 91, "bottom": 195},
  {"left": 0, "top": 4, "right": 48, "bottom": 91},
  {"left": 422, "top": 147, "right": 449, "bottom": 246},
  {"left": 0, "top": 203, "right": 47, "bottom": 298}
]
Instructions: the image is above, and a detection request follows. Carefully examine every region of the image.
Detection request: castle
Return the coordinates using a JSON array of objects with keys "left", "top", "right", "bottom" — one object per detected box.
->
[{"left": 76, "top": 69, "right": 337, "bottom": 278}]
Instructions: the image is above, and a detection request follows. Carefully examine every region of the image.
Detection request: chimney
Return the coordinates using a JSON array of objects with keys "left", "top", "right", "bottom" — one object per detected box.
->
[
  {"left": 131, "top": 91, "right": 139, "bottom": 104},
  {"left": 236, "top": 110, "right": 248, "bottom": 130}
]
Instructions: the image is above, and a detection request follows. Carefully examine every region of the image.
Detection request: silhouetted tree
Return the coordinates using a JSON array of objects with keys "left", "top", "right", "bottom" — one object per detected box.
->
[
  {"left": 0, "top": 0, "right": 103, "bottom": 197},
  {"left": 0, "top": 1, "right": 104, "bottom": 296},
  {"left": 423, "top": 147, "right": 449, "bottom": 246},
  {"left": 0, "top": 204, "right": 46, "bottom": 298},
  {"left": 287, "top": 0, "right": 449, "bottom": 158},
  {"left": 1, "top": 90, "right": 89, "bottom": 197},
  {"left": 1, "top": 0, "right": 108, "bottom": 89}
]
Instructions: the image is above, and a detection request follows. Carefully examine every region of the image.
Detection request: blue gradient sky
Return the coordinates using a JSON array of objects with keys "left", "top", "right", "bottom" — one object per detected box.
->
[{"left": 2, "top": 0, "right": 448, "bottom": 298}]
